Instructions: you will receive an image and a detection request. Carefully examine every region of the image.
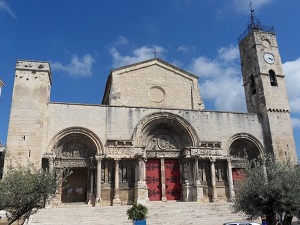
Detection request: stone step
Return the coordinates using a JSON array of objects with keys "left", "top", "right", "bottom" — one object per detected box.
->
[{"left": 28, "top": 202, "right": 261, "bottom": 225}]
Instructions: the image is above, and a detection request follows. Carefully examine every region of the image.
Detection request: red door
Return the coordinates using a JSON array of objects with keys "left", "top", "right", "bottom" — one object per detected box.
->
[
  {"left": 146, "top": 159, "right": 161, "bottom": 201},
  {"left": 232, "top": 168, "right": 245, "bottom": 184},
  {"left": 165, "top": 159, "right": 181, "bottom": 200}
]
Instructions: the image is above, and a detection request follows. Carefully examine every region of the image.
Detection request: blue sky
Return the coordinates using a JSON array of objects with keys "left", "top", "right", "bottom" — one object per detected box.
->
[{"left": 0, "top": 0, "right": 300, "bottom": 158}]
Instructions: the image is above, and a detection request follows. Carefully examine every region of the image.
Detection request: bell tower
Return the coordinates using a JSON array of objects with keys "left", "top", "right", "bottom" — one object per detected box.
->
[{"left": 238, "top": 3, "right": 297, "bottom": 162}]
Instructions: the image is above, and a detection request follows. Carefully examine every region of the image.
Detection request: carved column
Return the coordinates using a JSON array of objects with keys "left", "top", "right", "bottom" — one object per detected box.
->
[
  {"left": 160, "top": 158, "right": 167, "bottom": 202},
  {"left": 227, "top": 158, "right": 235, "bottom": 201},
  {"left": 53, "top": 167, "right": 63, "bottom": 206},
  {"left": 87, "top": 157, "right": 96, "bottom": 206},
  {"left": 88, "top": 166, "right": 95, "bottom": 205},
  {"left": 46, "top": 156, "right": 56, "bottom": 207},
  {"left": 194, "top": 158, "right": 205, "bottom": 202},
  {"left": 95, "top": 156, "right": 102, "bottom": 206},
  {"left": 210, "top": 158, "right": 218, "bottom": 202},
  {"left": 48, "top": 156, "right": 55, "bottom": 172},
  {"left": 113, "top": 158, "right": 121, "bottom": 205},
  {"left": 134, "top": 156, "right": 148, "bottom": 204},
  {"left": 181, "top": 159, "right": 191, "bottom": 202}
]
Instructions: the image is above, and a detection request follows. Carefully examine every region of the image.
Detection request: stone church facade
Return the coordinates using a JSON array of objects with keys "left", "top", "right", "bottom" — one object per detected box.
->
[{"left": 5, "top": 21, "right": 297, "bottom": 206}]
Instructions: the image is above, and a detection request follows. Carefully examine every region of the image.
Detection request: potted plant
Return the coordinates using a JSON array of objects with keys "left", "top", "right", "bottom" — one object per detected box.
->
[{"left": 126, "top": 203, "right": 148, "bottom": 225}]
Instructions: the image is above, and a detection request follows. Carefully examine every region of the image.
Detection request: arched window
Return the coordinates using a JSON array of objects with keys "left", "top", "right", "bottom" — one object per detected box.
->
[
  {"left": 269, "top": 70, "right": 277, "bottom": 86},
  {"left": 250, "top": 75, "right": 256, "bottom": 95}
]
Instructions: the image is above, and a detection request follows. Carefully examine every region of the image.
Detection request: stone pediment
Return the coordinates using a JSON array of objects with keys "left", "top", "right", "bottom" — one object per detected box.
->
[
  {"left": 111, "top": 58, "right": 199, "bottom": 80},
  {"left": 102, "top": 58, "right": 204, "bottom": 110}
]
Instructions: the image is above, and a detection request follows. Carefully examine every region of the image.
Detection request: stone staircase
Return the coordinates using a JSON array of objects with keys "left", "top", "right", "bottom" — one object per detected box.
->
[{"left": 28, "top": 202, "right": 261, "bottom": 225}]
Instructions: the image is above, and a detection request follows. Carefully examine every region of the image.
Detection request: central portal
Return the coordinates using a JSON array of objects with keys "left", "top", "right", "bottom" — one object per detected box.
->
[
  {"left": 146, "top": 159, "right": 181, "bottom": 201},
  {"left": 62, "top": 167, "right": 87, "bottom": 203}
]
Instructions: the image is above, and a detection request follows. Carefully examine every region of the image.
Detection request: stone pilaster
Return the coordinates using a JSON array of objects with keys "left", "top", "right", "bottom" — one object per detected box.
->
[
  {"left": 194, "top": 158, "right": 205, "bottom": 203},
  {"left": 182, "top": 180, "right": 190, "bottom": 202},
  {"left": 134, "top": 156, "right": 148, "bottom": 204}
]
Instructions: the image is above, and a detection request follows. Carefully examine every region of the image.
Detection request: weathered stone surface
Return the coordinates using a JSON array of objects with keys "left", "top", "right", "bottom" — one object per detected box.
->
[{"left": 5, "top": 28, "right": 297, "bottom": 206}]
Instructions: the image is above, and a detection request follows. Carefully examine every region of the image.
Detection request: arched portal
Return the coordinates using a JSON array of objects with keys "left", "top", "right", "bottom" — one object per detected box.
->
[
  {"left": 227, "top": 133, "right": 263, "bottom": 184},
  {"left": 48, "top": 127, "right": 103, "bottom": 204},
  {"left": 228, "top": 134, "right": 262, "bottom": 161},
  {"left": 133, "top": 112, "right": 199, "bottom": 202},
  {"left": 133, "top": 112, "right": 199, "bottom": 148}
]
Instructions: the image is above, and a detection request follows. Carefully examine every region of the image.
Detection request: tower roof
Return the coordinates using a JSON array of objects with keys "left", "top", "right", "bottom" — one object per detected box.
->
[{"left": 238, "top": 0, "right": 275, "bottom": 43}]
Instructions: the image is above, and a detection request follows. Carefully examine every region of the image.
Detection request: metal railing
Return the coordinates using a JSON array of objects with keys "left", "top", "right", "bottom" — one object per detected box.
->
[{"left": 238, "top": 21, "right": 275, "bottom": 43}]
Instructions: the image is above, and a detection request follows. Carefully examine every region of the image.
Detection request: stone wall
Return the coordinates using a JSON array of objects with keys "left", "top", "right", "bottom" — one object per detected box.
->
[
  {"left": 44, "top": 103, "right": 264, "bottom": 156},
  {"left": 104, "top": 59, "right": 204, "bottom": 110}
]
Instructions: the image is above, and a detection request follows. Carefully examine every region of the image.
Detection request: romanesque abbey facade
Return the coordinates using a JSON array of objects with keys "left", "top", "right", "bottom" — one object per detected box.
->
[{"left": 5, "top": 21, "right": 297, "bottom": 206}]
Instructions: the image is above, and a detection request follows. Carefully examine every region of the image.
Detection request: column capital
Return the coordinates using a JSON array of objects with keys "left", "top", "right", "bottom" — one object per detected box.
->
[
  {"left": 114, "top": 158, "right": 121, "bottom": 162},
  {"left": 210, "top": 157, "right": 216, "bottom": 163},
  {"left": 226, "top": 158, "right": 232, "bottom": 163},
  {"left": 95, "top": 155, "right": 104, "bottom": 162}
]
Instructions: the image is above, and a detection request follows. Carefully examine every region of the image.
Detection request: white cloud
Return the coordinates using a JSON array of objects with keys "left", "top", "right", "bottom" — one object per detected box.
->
[
  {"left": 110, "top": 45, "right": 165, "bottom": 68},
  {"left": 177, "top": 45, "right": 196, "bottom": 53},
  {"left": 189, "top": 45, "right": 246, "bottom": 112},
  {"left": 290, "top": 99, "right": 300, "bottom": 114},
  {"left": 283, "top": 58, "right": 300, "bottom": 114},
  {"left": 114, "top": 36, "right": 128, "bottom": 46},
  {"left": 218, "top": 44, "right": 239, "bottom": 63},
  {"left": 190, "top": 57, "right": 222, "bottom": 77},
  {"left": 52, "top": 54, "right": 95, "bottom": 77},
  {"left": 177, "top": 46, "right": 189, "bottom": 53},
  {"left": 291, "top": 117, "right": 300, "bottom": 129},
  {"left": 200, "top": 76, "right": 246, "bottom": 112},
  {"left": 232, "top": 0, "right": 274, "bottom": 14},
  {"left": 0, "top": 0, "right": 16, "bottom": 19}
]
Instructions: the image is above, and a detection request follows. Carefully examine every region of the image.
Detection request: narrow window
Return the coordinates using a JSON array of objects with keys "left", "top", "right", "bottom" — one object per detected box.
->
[
  {"left": 269, "top": 70, "right": 278, "bottom": 86},
  {"left": 250, "top": 75, "right": 256, "bottom": 95}
]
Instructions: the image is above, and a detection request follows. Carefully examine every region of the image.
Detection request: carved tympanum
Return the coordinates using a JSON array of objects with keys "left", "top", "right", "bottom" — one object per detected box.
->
[
  {"left": 147, "top": 134, "right": 178, "bottom": 150},
  {"left": 55, "top": 139, "right": 96, "bottom": 159}
]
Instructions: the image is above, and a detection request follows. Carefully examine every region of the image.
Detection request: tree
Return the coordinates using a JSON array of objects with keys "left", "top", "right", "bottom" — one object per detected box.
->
[
  {"left": 232, "top": 155, "right": 300, "bottom": 225},
  {"left": 0, "top": 165, "right": 65, "bottom": 225}
]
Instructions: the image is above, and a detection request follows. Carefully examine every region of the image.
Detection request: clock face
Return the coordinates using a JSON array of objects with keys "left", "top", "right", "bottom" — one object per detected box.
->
[{"left": 264, "top": 53, "right": 275, "bottom": 64}]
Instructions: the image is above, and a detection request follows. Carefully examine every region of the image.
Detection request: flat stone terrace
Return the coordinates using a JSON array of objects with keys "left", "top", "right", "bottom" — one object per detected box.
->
[{"left": 27, "top": 202, "right": 263, "bottom": 225}]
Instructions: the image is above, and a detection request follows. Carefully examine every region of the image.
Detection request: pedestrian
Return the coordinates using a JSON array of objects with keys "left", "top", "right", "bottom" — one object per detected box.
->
[
  {"left": 283, "top": 210, "right": 293, "bottom": 225},
  {"left": 276, "top": 212, "right": 282, "bottom": 225},
  {"left": 261, "top": 214, "right": 268, "bottom": 225}
]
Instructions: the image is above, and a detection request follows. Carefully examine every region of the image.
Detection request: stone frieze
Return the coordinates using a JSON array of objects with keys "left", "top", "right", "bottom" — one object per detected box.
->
[{"left": 105, "top": 147, "right": 144, "bottom": 158}]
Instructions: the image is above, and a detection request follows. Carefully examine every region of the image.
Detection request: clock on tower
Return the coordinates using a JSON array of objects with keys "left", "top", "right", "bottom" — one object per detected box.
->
[{"left": 237, "top": 3, "right": 297, "bottom": 163}]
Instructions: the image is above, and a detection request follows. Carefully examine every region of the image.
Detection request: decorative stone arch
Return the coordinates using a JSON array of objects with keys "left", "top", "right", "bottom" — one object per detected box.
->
[
  {"left": 48, "top": 126, "right": 104, "bottom": 157},
  {"left": 46, "top": 127, "right": 104, "bottom": 204},
  {"left": 132, "top": 112, "right": 200, "bottom": 149},
  {"left": 225, "top": 133, "right": 264, "bottom": 160}
]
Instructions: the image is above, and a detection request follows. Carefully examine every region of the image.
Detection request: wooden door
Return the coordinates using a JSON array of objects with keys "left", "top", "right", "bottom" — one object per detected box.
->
[
  {"left": 165, "top": 159, "right": 181, "bottom": 200},
  {"left": 61, "top": 167, "right": 87, "bottom": 203},
  {"left": 146, "top": 159, "right": 161, "bottom": 201}
]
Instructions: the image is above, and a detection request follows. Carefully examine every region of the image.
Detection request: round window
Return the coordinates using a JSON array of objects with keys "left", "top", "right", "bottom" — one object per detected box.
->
[{"left": 148, "top": 86, "right": 165, "bottom": 103}]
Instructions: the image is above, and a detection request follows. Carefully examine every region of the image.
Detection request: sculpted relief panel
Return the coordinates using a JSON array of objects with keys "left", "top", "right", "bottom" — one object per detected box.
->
[
  {"left": 147, "top": 135, "right": 178, "bottom": 151},
  {"left": 54, "top": 139, "right": 96, "bottom": 159}
]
